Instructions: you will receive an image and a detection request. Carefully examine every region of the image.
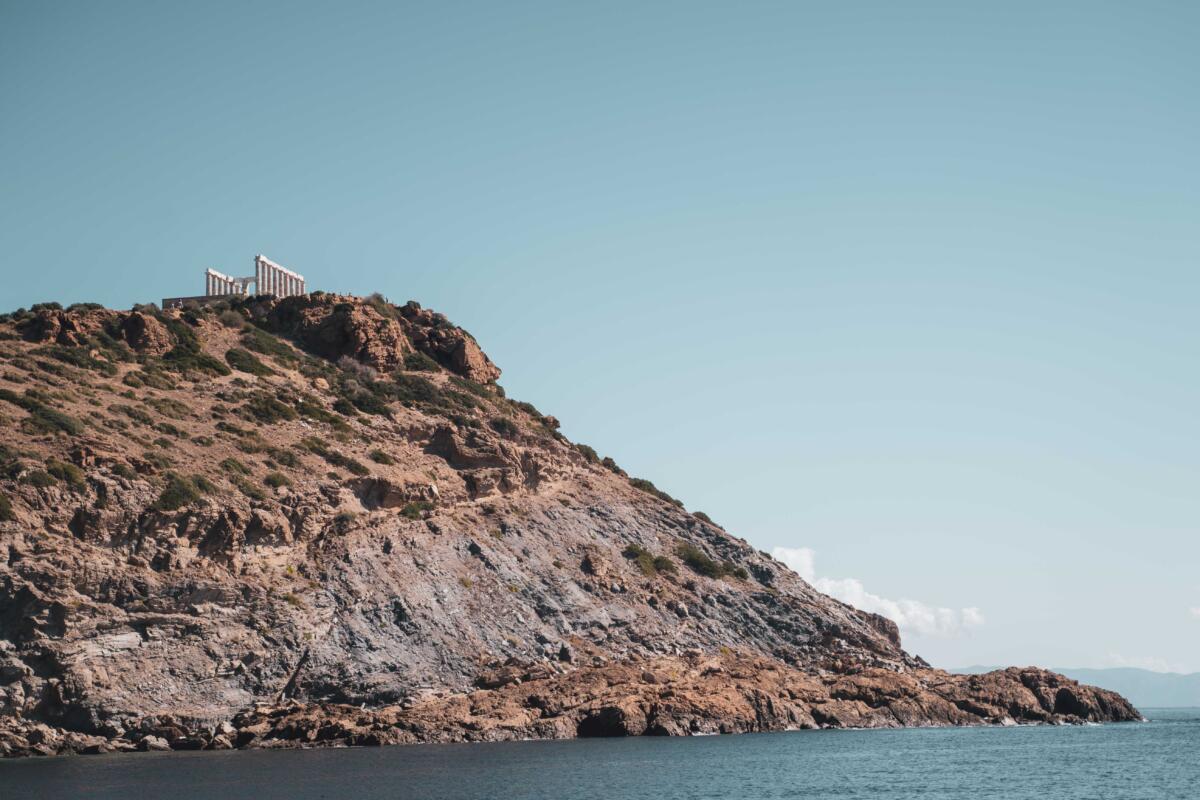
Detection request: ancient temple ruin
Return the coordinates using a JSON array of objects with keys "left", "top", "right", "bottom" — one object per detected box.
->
[{"left": 163, "top": 255, "right": 306, "bottom": 309}]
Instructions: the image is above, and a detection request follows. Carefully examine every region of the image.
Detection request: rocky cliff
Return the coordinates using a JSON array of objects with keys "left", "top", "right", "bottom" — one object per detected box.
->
[{"left": 0, "top": 294, "right": 1139, "bottom": 757}]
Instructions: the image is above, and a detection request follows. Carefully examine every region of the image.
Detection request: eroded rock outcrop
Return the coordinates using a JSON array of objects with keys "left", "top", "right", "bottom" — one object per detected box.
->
[{"left": 0, "top": 296, "right": 1139, "bottom": 758}]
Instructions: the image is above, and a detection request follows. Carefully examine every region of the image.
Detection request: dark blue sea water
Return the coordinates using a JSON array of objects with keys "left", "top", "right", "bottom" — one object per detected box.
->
[{"left": 2, "top": 709, "right": 1196, "bottom": 800}]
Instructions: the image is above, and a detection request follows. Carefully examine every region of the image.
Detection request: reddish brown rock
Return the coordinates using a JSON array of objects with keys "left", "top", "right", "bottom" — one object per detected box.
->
[{"left": 0, "top": 295, "right": 1138, "bottom": 759}]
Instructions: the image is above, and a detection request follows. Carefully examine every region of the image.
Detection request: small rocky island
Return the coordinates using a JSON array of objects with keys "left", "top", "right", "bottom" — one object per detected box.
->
[{"left": 0, "top": 293, "right": 1139, "bottom": 757}]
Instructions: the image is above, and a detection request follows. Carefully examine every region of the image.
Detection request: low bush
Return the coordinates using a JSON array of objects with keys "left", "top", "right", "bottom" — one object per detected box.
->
[
  {"left": 241, "top": 392, "right": 298, "bottom": 424},
  {"left": 23, "top": 470, "right": 57, "bottom": 488},
  {"left": 0, "top": 387, "right": 85, "bottom": 435},
  {"left": 153, "top": 473, "right": 214, "bottom": 511},
  {"left": 0, "top": 490, "right": 12, "bottom": 521},
  {"left": 225, "top": 348, "right": 275, "bottom": 377},
  {"left": 241, "top": 327, "right": 298, "bottom": 365},
  {"left": 675, "top": 543, "right": 748, "bottom": 580},
  {"left": 368, "top": 449, "right": 394, "bottom": 465},
  {"left": 622, "top": 544, "right": 678, "bottom": 577},
  {"left": 576, "top": 444, "right": 600, "bottom": 464},
  {"left": 299, "top": 436, "right": 369, "bottom": 476},
  {"left": 488, "top": 417, "right": 519, "bottom": 438},
  {"left": 400, "top": 500, "right": 434, "bottom": 520},
  {"left": 219, "top": 309, "right": 246, "bottom": 329},
  {"left": 110, "top": 462, "right": 136, "bottom": 480},
  {"left": 630, "top": 477, "right": 683, "bottom": 507},
  {"left": 263, "top": 471, "right": 291, "bottom": 488},
  {"left": 233, "top": 475, "right": 266, "bottom": 501},
  {"left": 46, "top": 458, "right": 85, "bottom": 489},
  {"left": 219, "top": 457, "right": 250, "bottom": 475},
  {"left": 403, "top": 351, "right": 441, "bottom": 372}
]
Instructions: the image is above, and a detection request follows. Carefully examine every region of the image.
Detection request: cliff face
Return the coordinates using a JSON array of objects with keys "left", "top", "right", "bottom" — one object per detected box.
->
[{"left": 0, "top": 295, "right": 1139, "bottom": 756}]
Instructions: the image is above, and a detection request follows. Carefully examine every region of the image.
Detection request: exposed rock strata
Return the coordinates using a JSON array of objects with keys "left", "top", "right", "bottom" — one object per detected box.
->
[{"left": 0, "top": 297, "right": 1140, "bottom": 758}]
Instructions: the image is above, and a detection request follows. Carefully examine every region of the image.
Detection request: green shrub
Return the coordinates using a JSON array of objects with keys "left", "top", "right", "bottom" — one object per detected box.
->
[
  {"left": 46, "top": 458, "right": 85, "bottom": 489},
  {"left": 146, "top": 397, "right": 190, "bottom": 419},
  {"left": 38, "top": 344, "right": 117, "bottom": 377},
  {"left": 160, "top": 318, "right": 231, "bottom": 376},
  {"left": 622, "top": 544, "right": 678, "bottom": 577},
  {"left": 153, "top": 473, "right": 213, "bottom": 510},
  {"left": 142, "top": 450, "right": 173, "bottom": 470},
  {"left": 488, "top": 417, "right": 519, "bottom": 438},
  {"left": 219, "top": 310, "right": 246, "bottom": 329},
  {"left": 299, "top": 436, "right": 368, "bottom": 476},
  {"left": 601, "top": 457, "right": 625, "bottom": 476},
  {"left": 270, "top": 448, "right": 300, "bottom": 468},
  {"left": 693, "top": 511, "right": 717, "bottom": 526},
  {"left": 623, "top": 544, "right": 657, "bottom": 576},
  {"left": 400, "top": 501, "right": 434, "bottom": 520},
  {"left": 192, "top": 435, "right": 214, "bottom": 447},
  {"left": 109, "top": 404, "right": 154, "bottom": 426},
  {"left": 110, "top": 462, "right": 136, "bottom": 480},
  {"left": 241, "top": 327, "right": 297, "bottom": 364},
  {"left": 403, "top": 351, "right": 441, "bottom": 372},
  {"left": 23, "top": 470, "right": 56, "bottom": 488},
  {"left": 225, "top": 348, "right": 275, "bottom": 376},
  {"left": 674, "top": 543, "right": 748, "bottom": 580},
  {"left": 241, "top": 392, "right": 298, "bottom": 424},
  {"left": 368, "top": 449, "right": 395, "bottom": 465},
  {"left": 630, "top": 477, "right": 683, "bottom": 507},
  {"left": 233, "top": 475, "right": 266, "bottom": 500},
  {"left": 0, "top": 490, "right": 12, "bottom": 521},
  {"left": 0, "top": 387, "right": 84, "bottom": 435},
  {"left": 263, "top": 471, "right": 290, "bottom": 488},
  {"left": 576, "top": 444, "right": 600, "bottom": 464},
  {"left": 219, "top": 457, "right": 250, "bottom": 475}
]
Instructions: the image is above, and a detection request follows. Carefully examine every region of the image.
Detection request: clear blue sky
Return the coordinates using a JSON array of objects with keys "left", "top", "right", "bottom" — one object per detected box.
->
[{"left": 3, "top": 1, "right": 1198, "bottom": 672}]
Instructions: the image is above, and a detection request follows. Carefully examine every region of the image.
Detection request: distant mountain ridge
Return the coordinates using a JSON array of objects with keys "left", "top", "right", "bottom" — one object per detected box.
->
[{"left": 955, "top": 667, "right": 1200, "bottom": 708}]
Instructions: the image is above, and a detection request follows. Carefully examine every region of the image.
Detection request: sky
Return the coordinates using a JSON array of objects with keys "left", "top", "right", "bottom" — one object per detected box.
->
[{"left": 2, "top": 1, "right": 1198, "bottom": 672}]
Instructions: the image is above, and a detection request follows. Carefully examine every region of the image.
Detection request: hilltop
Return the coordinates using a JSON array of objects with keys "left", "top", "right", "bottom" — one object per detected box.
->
[{"left": 0, "top": 294, "right": 1138, "bottom": 756}]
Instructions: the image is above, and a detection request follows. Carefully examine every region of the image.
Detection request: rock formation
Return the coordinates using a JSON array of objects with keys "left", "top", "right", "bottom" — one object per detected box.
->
[{"left": 0, "top": 296, "right": 1139, "bottom": 757}]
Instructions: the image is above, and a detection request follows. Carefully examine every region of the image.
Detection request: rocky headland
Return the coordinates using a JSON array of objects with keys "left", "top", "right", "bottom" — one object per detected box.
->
[{"left": 0, "top": 294, "right": 1139, "bottom": 757}]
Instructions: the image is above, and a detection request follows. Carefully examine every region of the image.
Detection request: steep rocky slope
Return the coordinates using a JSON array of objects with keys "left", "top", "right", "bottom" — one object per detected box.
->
[{"left": 0, "top": 294, "right": 1139, "bottom": 756}]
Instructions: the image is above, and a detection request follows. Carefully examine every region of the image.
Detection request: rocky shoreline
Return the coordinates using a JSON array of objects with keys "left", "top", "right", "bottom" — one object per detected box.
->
[{"left": 1, "top": 652, "right": 1140, "bottom": 758}]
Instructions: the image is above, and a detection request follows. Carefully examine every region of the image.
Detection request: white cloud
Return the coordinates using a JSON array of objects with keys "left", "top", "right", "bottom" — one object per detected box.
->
[
  {"left": 1103, "top": 652, "right": 1186, "bottom": 674},
  {"left": 1189, "top": 607, "right": 1200, "bottom": 619},
  {"left": 771, "top": 546, "right": 984, "bottom": 639}
]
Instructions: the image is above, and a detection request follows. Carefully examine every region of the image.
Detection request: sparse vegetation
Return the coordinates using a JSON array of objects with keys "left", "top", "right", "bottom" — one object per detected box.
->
[
  {"left": 0, "top": 387, "right": 85, "bottom": 435},
  {"left": 368, "top": 449, "right": 395, "bottom": 465},
  {"left": 46, "top": 458, "right": 85, "bottom": 489},
  {"left": 575, "top": 444, "right": 599, "bottom": 464},
  {"left": 263, "top": 471, "right": 290, "bottom": 488},
  {"left": 240, "top": 327, "right": 297, "bottom": 365},
  {"left": 675, "top": 543, "right": 748, "bottom": 580},
  {"left": 23, "top": 470, "right": 56, "bottom": 488},
  {"left": 0, "top": 490, "right": 12, "bottom": 521},
  {"left": 630, "top": 477, "right": 683, "bottom": 507},
  {"left": 241, "top": 392, "right": 298, "bottom": 424},
  {"left": 153, "top": 473, "right": 214, "bottom": 511},
  {"left": 219, "top": 309, "right": 246, "bottom": 329},
  {"left": 219, "top": 457, "right": 250, "bottom": 475},
  {"left": 110, "top": 462, "right": 136, "bottom": 480},
  {"left": 488, "top": 417, "right": 519, "bottom": 437},
  {"left": 622, "top": 544, "right": 677, "bottom": 577},
  {"left": 403, "top": 351, "right": 441, "bottom": 372},
  {"left": 160, "top": 317, "right": 231, "bottom": 376},
  {"left": 400, "top": 501, "right": 434, "bottom": 520},
  {"left": 225, "top": 348, "right": 275, "bottom": 377},
  {"left": 233, "top": 475, "right": 266, "bottom": 501},
  {"left": 299, "top": 436, "right": 369, "bottom": 476}
]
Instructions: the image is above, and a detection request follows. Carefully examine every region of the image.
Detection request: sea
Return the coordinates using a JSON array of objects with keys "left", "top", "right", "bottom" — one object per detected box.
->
[{"left": 2, "top": 708, "right": 1196, "bottom": 799}]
